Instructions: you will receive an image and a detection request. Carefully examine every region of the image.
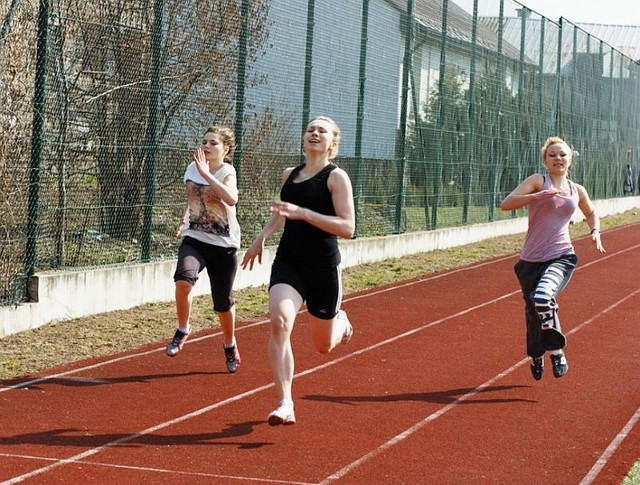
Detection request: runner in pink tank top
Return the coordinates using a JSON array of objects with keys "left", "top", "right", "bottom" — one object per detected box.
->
[{"left": 500, "top": 137, "right": 605, "bottom": 381}]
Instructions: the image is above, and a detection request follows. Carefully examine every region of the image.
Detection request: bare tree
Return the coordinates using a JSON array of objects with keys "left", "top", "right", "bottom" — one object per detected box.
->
[
  {"left": 50, "top": 0, "right": 272, "bottom": 242},
  {"left": 0, "top": 0, "right": 38, "bottom": 302}
]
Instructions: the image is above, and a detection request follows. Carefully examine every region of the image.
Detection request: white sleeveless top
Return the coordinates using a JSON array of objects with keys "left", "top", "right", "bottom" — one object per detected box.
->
[{"left": 182, "top": 162, "right": 240, "bottom": 249}]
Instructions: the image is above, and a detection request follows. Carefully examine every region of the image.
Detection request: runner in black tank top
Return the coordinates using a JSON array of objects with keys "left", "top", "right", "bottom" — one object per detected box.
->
[
  {"left": 242, "top": 116, "right": 355, "bottom": 426},
  {"left": 275, "top": 163, "right": 340, "bottom": 267}
]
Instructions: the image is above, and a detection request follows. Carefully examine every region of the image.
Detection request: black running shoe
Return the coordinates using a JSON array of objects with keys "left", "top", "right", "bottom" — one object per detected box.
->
[
  {"left": 530, "top": 356, "right": 544, "bottom": 380},
  {"left": 224, "top": 344, "right": 241, "bottom": 374},
  {"left": 550, "top": 352, "right": 569, "bottom": 378}
]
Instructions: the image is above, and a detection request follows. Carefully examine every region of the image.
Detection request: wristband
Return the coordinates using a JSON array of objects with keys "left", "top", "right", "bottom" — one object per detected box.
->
[{"left": 590, "top": 228, "right": 599, "bottom": 235}]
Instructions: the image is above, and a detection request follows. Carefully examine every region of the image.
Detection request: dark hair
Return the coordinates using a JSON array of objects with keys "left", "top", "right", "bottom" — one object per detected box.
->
[{"left": 205, "top": 126, "right": 236, "bottom": 164}]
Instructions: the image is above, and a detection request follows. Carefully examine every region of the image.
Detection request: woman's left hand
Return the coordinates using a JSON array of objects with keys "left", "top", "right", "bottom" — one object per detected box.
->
[
  {"left": 591, "top": 230, "right": 606, "bottom": 253},
  {"left": 271, "top": 201, "right": 305, "bottom": 220}
]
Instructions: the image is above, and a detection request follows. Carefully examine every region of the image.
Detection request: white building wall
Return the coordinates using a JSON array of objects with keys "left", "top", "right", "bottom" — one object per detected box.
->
[{"left": 246, "top": 0, "right": 404, "bottom": 159}]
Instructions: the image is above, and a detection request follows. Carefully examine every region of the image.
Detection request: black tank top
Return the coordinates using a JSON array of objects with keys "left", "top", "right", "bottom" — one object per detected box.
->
[{"left": 275, "top": 163, "right": 340, "bottom": 267}]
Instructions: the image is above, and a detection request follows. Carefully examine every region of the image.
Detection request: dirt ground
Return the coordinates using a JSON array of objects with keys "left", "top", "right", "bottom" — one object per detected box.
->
[{"left": 1, "top": 210, "right": 637, "bottom": 381}]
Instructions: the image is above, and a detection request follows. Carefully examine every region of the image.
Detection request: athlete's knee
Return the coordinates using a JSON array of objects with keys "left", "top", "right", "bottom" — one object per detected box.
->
[
  {"left": 532, "top": 295, "right": 552, "bottom": 312},
  {"left": 270, "top": 314, "right": 293, "bottom": 341},
  {"left": 531, "top": 291, "right": 558, "bottom": 328},
  {"left": 212, "top": 297, "right": 234, "bottom": 313},
  {"left": 530, "top": 287, "right": 553, "bottom": 307},
  {"left": 175, "top": 279, "right": 193, "bottom": 297},
  {"left": 308, "top": 317, "right": 335, "bottom": 354}
]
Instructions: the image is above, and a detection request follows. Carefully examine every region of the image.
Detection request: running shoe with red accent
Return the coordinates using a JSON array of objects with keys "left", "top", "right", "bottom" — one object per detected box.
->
[
  {"left": 224, "top": 344, "right": 241, "bottom": 374},
  {"left": 166, "top": 328, "right": 190, "bottom": 357}
]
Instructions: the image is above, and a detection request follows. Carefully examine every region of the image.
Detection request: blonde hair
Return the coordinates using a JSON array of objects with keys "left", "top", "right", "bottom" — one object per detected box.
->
[
  {"left": 308, "top": 116, "right": 341, "bottom": 159},
  {"left": 540, "top": 136, "right": 571, "bottom": 162},
  {"left": 205, "top": 126, "right": 236, "bottom": 164}
]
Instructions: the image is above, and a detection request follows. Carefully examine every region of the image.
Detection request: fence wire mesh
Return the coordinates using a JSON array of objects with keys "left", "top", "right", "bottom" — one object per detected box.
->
[{"left": 1, "top": 0, "right": 639, "bottom": 305}]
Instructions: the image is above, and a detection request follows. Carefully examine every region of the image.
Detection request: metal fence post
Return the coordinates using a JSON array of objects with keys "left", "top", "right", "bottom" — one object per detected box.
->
[
  {"left": 234, "top": 0, "right": 250, "bottom": 181},
  {"left": 141, "top": 0, "right": 164, "bottom": 262},
  {"left": 301, "top": 0, "right": 315, "bottom": 144},
  {"left": 396, "top": 0, "right": 414, "bottom": 234},
  {"left": 354, "top": 0, "right": 370, "bottom": 237},
  {"left": 25, "top": 0, "right": 50, "bottom": 293}
]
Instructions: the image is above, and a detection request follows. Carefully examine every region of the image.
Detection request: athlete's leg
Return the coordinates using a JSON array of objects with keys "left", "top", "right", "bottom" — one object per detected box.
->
[
  {"left": 531, "top": 255, "right": 577, "bottom": 347},
  {"left": 167, "top": 239, "right": 203, "bottom": 356},
  {"left": 514, "top": 259, "right": 545, "bottom": 358},
  {"left": 268, "top": 283, "right": 303, "bottom": 403},
  {"left": 174, "top": 239, "right": 204, "bottom": 331},
  {"left": 175, "top": 280, "right": 194, "bottom": 329},
  {"left": 307, "top": 265, "right": 351, "bottom": 353},
  {"left": 217, "top": 307, "right": 236, "bottom": 346},
  {"left": 207, "top": 247, "right": 238, "bottom": 347},
  {"left": 309, "top": 311, "right": 352, "bottom": 354}
]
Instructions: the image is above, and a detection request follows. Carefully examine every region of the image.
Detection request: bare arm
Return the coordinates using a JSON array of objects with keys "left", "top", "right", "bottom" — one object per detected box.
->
[
  {"left": 240, "top": 167, "right": 294, "bottom": 270},
  {"left": 499, "top": 174, "right": 558, "bottom": 211},
  {"left": 240, "top": 212, "right": 285, "bottom": 270},
  {"left": 576, "top": 184, "right": 605, "bottom": 253},
  {"left": 175, "top": 206, "right": 189, "bottom": 237}
]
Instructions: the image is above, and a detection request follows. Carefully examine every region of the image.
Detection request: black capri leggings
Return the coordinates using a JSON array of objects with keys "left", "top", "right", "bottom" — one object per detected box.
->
[{"left": 173, "top": 236, "right": 238, "bottom": 312}]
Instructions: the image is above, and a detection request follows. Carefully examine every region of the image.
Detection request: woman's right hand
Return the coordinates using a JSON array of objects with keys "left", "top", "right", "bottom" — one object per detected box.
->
[
  {"left": 531, "top": 188, "right": 560, "bottom": 200},
  {"left": 241, "top": 237, "right": 264, "bottom": 270}
]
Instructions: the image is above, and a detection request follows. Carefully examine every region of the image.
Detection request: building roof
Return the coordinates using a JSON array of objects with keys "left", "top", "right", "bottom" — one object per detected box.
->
[
  {"left": 385, "top": 0, "right": 521, "bottom": 61},
  {"left": 483, "top": 12, "right": 639, "bottom": 76},
  {"left": 575, "top": 22, "right": 640, "bottom": 63}
]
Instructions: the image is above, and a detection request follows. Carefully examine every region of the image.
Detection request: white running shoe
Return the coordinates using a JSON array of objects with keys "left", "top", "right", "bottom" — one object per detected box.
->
[
  {"left": 337, "top": 310, "right": 353, "bottom": 344},
  {"left": 268, "top": 400, "right": 296, "bottom": 426}
]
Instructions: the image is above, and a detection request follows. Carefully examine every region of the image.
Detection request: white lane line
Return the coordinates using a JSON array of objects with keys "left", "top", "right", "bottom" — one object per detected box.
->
[
  {"left": 0, "top": 452, "right": 314, "bottom": 484},
  {"left": 0, "top": 254, "right": 516, "bottom": 394},
  {"left": 2, "top": 228, "right": 639, "bottom": 483},
  {"left": 319, "top": 359, "right": 528, "bottom": 484},
  {"left": 8, "top": 284, "right": 636, "bottom": 484},
  {"left": 0, "top": 383, "right": 272, "bottom": 484},
  {"left": 318, "top": 286, "right": 640, "bottom": 484},
  {"left": 579, "top": 406, "right": 640, "bottom": 485},
  {"left": 4, "top": 236, "right": 637, "bottom": 394},
  {"left": 3, "top": 225, "right": 638, "bottom": 394},
  {"left": 1, "top": 289, "right": 517, "bottom": 484}
]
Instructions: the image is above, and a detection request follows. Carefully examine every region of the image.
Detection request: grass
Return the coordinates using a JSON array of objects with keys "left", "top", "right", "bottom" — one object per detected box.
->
[
  {"left": 624, "top": 461, "right": 640, "bottom": 484},
  {"left": 1, "top": 209, "right": 639, "bottom": 482},
  {"left": 2, "top": 210, "right": 638, "bottom": 381}
]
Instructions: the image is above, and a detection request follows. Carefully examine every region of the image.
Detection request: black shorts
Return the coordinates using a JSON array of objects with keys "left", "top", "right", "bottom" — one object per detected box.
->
[
  {"left": 269, "top": 258, "right": 342, "bottom": 320},
  {"left": 174, "top": 236, "right": 237, "bottom": 312}
]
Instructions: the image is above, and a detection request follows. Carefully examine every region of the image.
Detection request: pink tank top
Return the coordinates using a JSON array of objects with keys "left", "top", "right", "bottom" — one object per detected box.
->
[{"left": 520, "top": 175, "right": 578, "bottom": 262}]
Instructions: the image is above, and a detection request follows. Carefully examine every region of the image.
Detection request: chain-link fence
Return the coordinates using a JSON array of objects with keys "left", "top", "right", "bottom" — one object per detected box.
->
[{"left": 1, "top": 0, "right": 639, "bottom": 305}]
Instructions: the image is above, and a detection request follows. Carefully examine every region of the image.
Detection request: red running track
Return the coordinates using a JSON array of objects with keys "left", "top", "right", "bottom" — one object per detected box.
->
[{"left": 1, "top": 224, "right": 639, "bottom": 484}]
